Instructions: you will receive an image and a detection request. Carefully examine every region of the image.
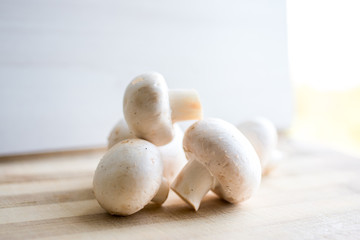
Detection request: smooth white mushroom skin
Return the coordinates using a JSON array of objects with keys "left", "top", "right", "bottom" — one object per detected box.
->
[
  {"left": 93, "top": 139, "right": 168, "bottom": 216},
  {"left": 107, "top": 119, "right": 187, "bottom": 181},
  {"left": 237, "top": 117, "right": 280, "bottom": 175},
  {"left": 123, "top": 72, "right": 202, "bottom": 146},
  {"left": 171, "top": 118, "right": 261, "bottom": 211}
]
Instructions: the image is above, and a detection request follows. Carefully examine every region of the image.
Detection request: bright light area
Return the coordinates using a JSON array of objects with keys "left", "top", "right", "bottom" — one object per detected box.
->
[
  {"left": 288, "top": 0, "right": 360, "bottom": 90},
  {"left": 288, "top": 0, "right": 360, "bottom": 155}
]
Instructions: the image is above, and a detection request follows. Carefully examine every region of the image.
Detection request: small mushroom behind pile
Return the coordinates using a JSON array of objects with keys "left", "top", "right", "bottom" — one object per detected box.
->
[{"left": 237, "top": 117, "right": 282, "bottom": 175}]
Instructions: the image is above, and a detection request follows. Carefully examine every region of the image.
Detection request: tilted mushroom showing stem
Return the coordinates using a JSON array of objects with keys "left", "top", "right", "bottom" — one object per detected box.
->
[
  {"left": 171, "top": 118, "right": 261, "bottom": 211},
  {"left": 107, "top": 119, "right": 187, "bottom": 181},
  {"left": 237, "top": 117, "right": 282, "bottom": 175},
  {"left": 93, "top": 139, "right": 169, "bottom": 216},
  {"left": 123, "top": 72, "right": 203, "bottom": 146}
]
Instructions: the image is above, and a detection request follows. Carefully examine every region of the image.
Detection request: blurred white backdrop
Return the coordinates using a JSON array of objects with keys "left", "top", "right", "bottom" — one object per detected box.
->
[
  {"left": 287, "top": 0, "right": 360, "bottom": 155},
  {"left": 287, "top": 0, "right": 360, "bottom": 90},
  {"left": 0, "top": 0, "right": 291, "bottom": 155}
]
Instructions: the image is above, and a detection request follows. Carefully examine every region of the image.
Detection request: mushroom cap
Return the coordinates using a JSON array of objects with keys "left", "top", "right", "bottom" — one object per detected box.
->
[
  {"left": 237, "top": 117, "right": 278, "bottom": 167},
  {"left": 93, "top": 139, "right": 163, "bottom": 216},
  {"left": 123, "top": 72, "right": 174, "bottom": 146},
  {"left": 107, "top": 119, "right": 186, "bottom": 181},
  {"left": 183, "top": 118, "right": 261, "bottom": 203}
]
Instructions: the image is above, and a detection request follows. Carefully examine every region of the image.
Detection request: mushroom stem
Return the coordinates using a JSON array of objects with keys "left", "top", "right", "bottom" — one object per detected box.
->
[
  {"left": 169, "top": 89, "right": 202, "bottom": 122},
  {"left": 171, "top": 160, "right": 214, "bottom": 211},
  {"left": 151, "top": 177, "right": 170, "bottom": 205}
]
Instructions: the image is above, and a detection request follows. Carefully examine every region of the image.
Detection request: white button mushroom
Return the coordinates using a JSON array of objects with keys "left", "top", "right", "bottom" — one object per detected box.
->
[
  {"left": 107, "top": 119, "right": 187, "bottom": 181},
  {"left": 107, "top": 119, "right": 135, "bottom": 149},
  {"left": 93, "top": 139, "right": 169, "bottom": 216},
  {"left": 171, "top": 118, "right": 262, "bottom": 211},
  {"left": 237, "top": 117, "right": 282, "bottom": 175},
  {"left": 123, "top": 72, "right": 203, "bottom": 146}
]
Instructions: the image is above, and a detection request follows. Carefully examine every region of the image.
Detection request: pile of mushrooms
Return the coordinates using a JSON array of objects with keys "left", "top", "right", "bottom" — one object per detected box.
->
[{"left": 93, "top": 72, "right": 281, "bottom": 216}]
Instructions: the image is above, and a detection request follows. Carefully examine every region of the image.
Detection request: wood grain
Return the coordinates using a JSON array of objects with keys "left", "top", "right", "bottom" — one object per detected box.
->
[{"left": 0, "top": 139, "right": 359, "bottom": 239}]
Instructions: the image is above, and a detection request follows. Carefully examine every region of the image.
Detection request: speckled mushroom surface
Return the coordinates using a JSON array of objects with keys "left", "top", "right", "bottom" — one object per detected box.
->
[
  {"left": 185, "top": 118, "right": 262, "bottom": 203},
  {"left": 123, "top": 72, "right": 202, "bottom": 146},
  {"left": 93, "top": 139, "right": 167, "bottom": 216},
  {"left": 172, "top": 118, "right": 262, "bottom": 210},
  {"left": 123, "top": 72, "right": 173, "bottom": 146}
]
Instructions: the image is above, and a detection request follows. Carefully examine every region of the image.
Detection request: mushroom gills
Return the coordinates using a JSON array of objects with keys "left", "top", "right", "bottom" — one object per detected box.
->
[
  {"left": 171, "top": 160, "right": 214, "bottom": 211},
  {"left": 169, "top": 89, "right": 203, "bottom": 122}
]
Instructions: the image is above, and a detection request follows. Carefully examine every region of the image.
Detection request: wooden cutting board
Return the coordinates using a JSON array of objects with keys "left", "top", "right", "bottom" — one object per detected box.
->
[{"left": 0, "top": 139, "right": 359, "bottom": 239}]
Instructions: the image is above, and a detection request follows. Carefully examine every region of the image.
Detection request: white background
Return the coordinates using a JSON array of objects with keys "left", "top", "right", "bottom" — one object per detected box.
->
[
  {"left": 0, "top": 0, "right": 292, "bottom": 155},
  {"left": 287, "top": 0, "right": 360, "bottom": 90}
]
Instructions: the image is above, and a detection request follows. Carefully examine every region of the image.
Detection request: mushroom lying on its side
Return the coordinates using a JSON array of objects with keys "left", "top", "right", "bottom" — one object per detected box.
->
[
  {"left": 107, "top": 119, "right": 187, "bottom": 181},
  {"left": 93, "top": 139, "right": 169, "bottom": 216},
  {"left": 237, "top": 117, "right": 282, "bottom": 175},
  {"left": 171, "top": 118, "right": 261, "bottom": 211},
  {"left": 123, "top": 72, "right": 203, "bottom": 146}
]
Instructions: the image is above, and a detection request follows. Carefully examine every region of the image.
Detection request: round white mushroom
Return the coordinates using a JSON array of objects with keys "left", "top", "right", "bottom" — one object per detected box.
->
[
  {"left": 237, "top": 117, "right": 282, "bottom": 175},
  {"left": 171, "top": 118, "right": 262, "bottom": 211},
  {"left": 107, "top": 119, "right": 187, "bottom": 181},
  {"left": 123, "top": 72, "right": 203, "bottom": 146},
  {"left": 93, "top": 139, "right": 169, "bottom": 216}
]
